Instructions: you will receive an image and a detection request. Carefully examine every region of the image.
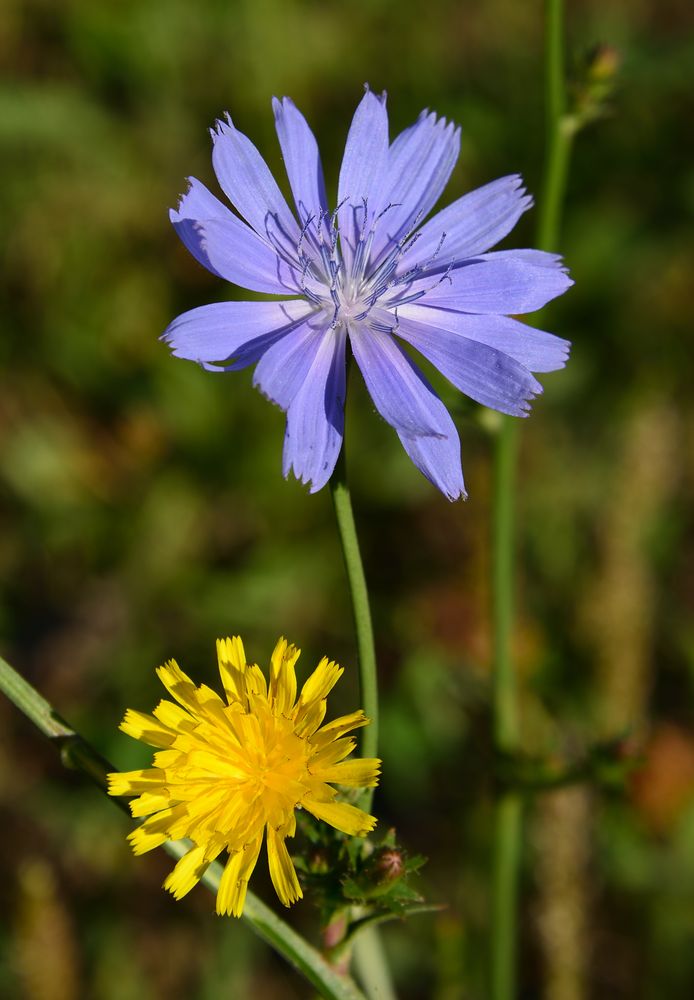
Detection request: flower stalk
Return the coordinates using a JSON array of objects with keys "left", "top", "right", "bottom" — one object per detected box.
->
[
  {"left": 490, "top": 1, "right": 573, "bottom": 997},
  {"left": 0, "top": 652, "right": 367, "bottom": 1000},
  {"left": 490, "top": 417, "right": 523, "bottom": 1000},
  {"left": 330, "top": 439, "right": 399, "bottom": 1000},
  {"left": 537, "top": 0, "right": 574, "bottom": 255},
  {"left": 330, "top": 445, "right": 379, "bottom": 776}
]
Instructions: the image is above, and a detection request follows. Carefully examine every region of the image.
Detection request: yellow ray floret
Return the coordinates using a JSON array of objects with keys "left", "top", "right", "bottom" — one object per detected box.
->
[{"left": 108, "top": 636, "right": 381, "bottom": 916}]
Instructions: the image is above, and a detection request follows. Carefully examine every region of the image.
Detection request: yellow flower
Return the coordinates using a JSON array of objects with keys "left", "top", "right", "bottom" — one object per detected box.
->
[{"left": 108, "top": 636, "right": 380, "bottom": 917}]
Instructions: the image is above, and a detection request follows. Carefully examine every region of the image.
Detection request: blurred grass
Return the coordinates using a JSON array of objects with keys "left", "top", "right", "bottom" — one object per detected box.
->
[{"left": 1, "top": 0, "right": 693, "bottom": 997}]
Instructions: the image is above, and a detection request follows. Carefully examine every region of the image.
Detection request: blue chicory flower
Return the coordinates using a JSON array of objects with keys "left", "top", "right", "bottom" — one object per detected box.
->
[{"left": 163, "top": 88, "right": 572, "bottom": 499}]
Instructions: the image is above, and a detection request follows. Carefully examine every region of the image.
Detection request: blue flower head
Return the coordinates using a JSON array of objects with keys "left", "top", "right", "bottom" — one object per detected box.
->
[{"left": 163, "top": 88, "right": 572, "bottom": 499}]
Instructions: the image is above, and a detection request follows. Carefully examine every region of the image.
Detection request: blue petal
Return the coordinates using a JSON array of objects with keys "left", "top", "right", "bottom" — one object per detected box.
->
[
  {"left": 253, "top": 314, "right": 330, "bottom": 410},
  {"left": 397, "top": 399, "right": 466, "bottom": 501},
  {"left": 170, "top": 178, "right": 299, "bottom": 294},
  {"left": 211, "top": 116, "right": 301, "bottom": 254},
  {"left": 370, "top": 111, "right": 460, "bottom": 263},
  {"left": 161, "top": 299, "right": 314, "bottom": 368},
  {"left": 170, "top": 177, "right": 231, "bottom": 277},
  {"left": 349, "top": 324, "right": 445, "bottom": 437},
  {"left": 404, "top": 250, "right": 573, "bottom": 315},
  {"left": 482, "top": 249, "right": 564, "bottom": 268},
  {"left": 390, "top": 309, "right": 543, "bottom": 416},
  {"left": 398, "top": 303, "right": 570, "bottom": 373},
  {"left": 401, "top": 175, "right": 532, "bottom": 270},
  {"left": 273, "top": 97, "right": 329, "bottom": 231},
  {"left": 191, "top": 218, "right": 304, "bottom": 295},
  {"left": 337, "top": 88, "right": 390, "bottom": 269},
  {"left": 283, "top": 328, "right": 347, "bottom": 493}
]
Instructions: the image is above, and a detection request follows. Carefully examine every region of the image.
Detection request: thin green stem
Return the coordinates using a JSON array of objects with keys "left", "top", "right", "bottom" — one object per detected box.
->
[
  {"left": 490, "top": 416, "right": 522, "bottom": 1000},
  {"left": 537, "top": 0, "right": 574, "bottom": 255},
  {"left": 328, "top": 446, "right": 395, "bottom": 999},
  {"left": 0, "top": 653, "right": 366, "bottom": 1000},
  {"left": 491, "top": 795, "right": 523, "bottom": 1000},
  {"left": 492, "top": 419, "right": 519, "bottom": 753},
  {"left": 490, "top": 2, "right": 571, "bottom": 996},
  {"left": 546, "top": 0, "right": 565, "bottom": 127},
  {"left": 329, "top": 446, "right": 379, "bottom": 770}
]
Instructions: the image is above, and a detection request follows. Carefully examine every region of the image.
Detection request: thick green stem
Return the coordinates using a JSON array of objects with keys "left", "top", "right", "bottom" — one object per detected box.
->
[
  {"left": 0, "top": 653, "right": 366, "bottom": 1000},
  {"left": 353, "top": 927, "right": 398, "bottom": 1000},
  {"left": 329, "top": 446, "right": 379, "bottom": 770},
  {"left": 490, "top": 2, "right": 571, "bottom": 997}
]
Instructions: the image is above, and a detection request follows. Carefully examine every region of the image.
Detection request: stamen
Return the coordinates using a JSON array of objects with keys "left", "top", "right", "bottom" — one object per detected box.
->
[
  {"left": 298, "top": 256, "right": 322, "bottom": 305},
  {"left": 351, "top": 225, "right": 375, "bottom": 290},
  {"left": 360, "top": 227, "right": 422, "bottom": 303},
  {"left": 370, "top": 308, "right": 399, "bottom": 334},
  {"left": 296, "top": 213, "right": 315, "bottom": 262},
  {"left": 316, "top": 208, "right": 328, "bottom": 245},
  {"left": 429, "top": 231, "right": 447, "bottom": 264},
  {"left": 359, "top": 197, "right": 369, "bottom": 241},
  {"left": 374, "top": 201, "right": 401, "bottom": 224},
  {"left": 330, "top": 198, "right": 348, "bottom": 231},
  {"left": 387, "top": 264, "right": 453, "bottom": 307}
]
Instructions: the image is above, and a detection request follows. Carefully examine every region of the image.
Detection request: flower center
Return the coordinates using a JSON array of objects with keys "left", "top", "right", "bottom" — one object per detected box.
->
[
  {"left": 239, "top": 714, "right": 310, "bottom": 805},
  {"left": 334, "top": 287, "right": 368, "bottom": 321},
  {"left": 289, "top": 200, "right": 452, "bottom": 330}
]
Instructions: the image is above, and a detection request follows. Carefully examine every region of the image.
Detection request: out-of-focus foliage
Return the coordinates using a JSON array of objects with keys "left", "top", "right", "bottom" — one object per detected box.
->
[{"left": 1, "top": 1, "right": 693, "bottom": 997}]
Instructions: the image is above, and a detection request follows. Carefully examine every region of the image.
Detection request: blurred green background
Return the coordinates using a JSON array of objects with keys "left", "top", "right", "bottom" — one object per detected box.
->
[{"left": 1, "top": 0, "right": 693, "bottom": 997}]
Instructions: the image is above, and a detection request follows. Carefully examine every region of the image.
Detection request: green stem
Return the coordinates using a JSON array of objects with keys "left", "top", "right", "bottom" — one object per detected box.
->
[
  {"left": 490, "top": 416, "right": 522, "bottom": 1000},
  {"left": 0, "top": 653, "right": 366, "bottom": 1000},
  {"left": 492, "top": 419, "right": 519, "bottom": 753},
  {"left": 537, "top": 0, "right": 574, "bottom": 255},
  {"left": 353, "top": 927, "right": 398, "bottom": 1000},
  {"left": 165, "top": 841, "right": 366, "bottom": 1000},
  {"left": 491, "top": 794, "right": 523, "bottom": 1000},
  {"left": 490, "top": 2, "right": 571, "bottom": 996},
  {"left": 329, "top": 447, "right": 395, "bottom": 999},
  {"left": 329, "top": 446, "right": 379, "bottom": 770}
]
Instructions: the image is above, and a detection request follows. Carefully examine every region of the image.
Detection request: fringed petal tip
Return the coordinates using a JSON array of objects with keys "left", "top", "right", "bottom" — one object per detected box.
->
[
  {"left": 106, "top": 772, "right": 126, "bottom": 796},
  {"left": 283, "top": 462, "right": 335, "bottom": 496},
  {"left": 444, "top": 483, "right": 468, "bottom": 503},
  {"left": 210, "top": 112, "right": 234, "bottom": 141},
  {"left": 271, "top": 94, "right": 296, "bottom": 116},
  {"left": 169, "top": 176, "right": 196, "bottom": 220},
  {"left": 163, "top": 846, "right": 209, "bottom": 901},
  {"left": 304, "top": 797, "right": 379, "bottom": 838},
  {"left": 362, "top": 82, "right": 387, "bottom": 103},
  {"left": 317, "top": 757, "right": 382, "bottom": 788},
  {"left": 127, "top": 825, "right": 168, "bottom": 856},
  {"left": 507, "top": 173, "right": 534, "bottom": 209},
  {"left": 518, "top": 378, "right": 544, "bottom": 416}
]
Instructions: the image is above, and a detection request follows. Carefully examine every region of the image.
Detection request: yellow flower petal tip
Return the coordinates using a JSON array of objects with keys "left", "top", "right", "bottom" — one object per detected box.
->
[{"left": 109, "top": 636, "right": 382, "bottom": 916}]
